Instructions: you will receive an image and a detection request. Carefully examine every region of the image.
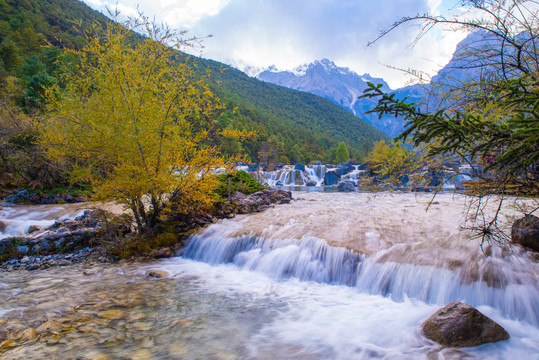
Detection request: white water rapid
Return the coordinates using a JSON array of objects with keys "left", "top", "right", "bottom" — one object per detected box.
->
[
  {"left": 1, "top": 191, "right": 538, "bottom": 359},
  {"left": 0, "top": 203, "right": 89, "bottom": 240},
  {"left": 172, "top": 191, "right": 538, "bottom": 358}
]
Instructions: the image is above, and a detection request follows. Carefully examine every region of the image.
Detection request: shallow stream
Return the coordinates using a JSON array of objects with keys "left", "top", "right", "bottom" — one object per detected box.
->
[{"left": 0, "top": 192, "right": 538, "bottom": 359}]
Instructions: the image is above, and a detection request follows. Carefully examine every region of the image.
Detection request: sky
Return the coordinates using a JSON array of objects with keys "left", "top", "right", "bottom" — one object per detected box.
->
[{"left": 82, "top": 0, "right": 469, "bottom": 89}]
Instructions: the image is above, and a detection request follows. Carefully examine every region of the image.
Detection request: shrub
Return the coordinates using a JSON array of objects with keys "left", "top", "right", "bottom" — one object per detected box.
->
[{"left": 214, "top": 170, "right": 264, "bottom": 198}]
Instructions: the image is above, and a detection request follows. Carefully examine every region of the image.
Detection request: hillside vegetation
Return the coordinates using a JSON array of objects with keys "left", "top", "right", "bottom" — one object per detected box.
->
[
  {"left": 192, "top": 57, "right": 389, "bottom": 162},
  {"left": 0, "top": 0, "right": 387, "bottom": 181}
]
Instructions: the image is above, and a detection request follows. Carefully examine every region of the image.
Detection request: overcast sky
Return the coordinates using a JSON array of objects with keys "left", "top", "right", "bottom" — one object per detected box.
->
[{"left": 83, "top": 0, "right": 469, "bottom": 89}]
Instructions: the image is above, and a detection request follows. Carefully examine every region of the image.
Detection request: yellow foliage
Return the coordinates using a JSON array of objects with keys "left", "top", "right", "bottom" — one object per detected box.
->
[
  {"left": 40, "top": 19, "right": 233, "bottom": 232},
  {"left": 365, "top": 140, "right": 413, "bottom": 174}
]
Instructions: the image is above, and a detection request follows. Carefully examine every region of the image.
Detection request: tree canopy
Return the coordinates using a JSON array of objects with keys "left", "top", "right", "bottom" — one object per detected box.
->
[
  {"left": 362, "top": 0, "right": 539, "bottom": 245},
  {"left": 363, "top": 0, "right": 539, "bottom": 195},
  {"left": 41, "top": 17, "right": 241, "bottom": 233},
  {"left": 334, "top": 141, "right": 350, "bottom": 163}
]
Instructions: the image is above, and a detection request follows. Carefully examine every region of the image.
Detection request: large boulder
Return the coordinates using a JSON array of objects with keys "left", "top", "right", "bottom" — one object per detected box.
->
[
  {"left": 294, "top": 163, "right": 306, "bottom": 171},
  {"left": 336, "top": 162, "right": 353, "bottom": 176},
  {"left": 422, "top": 301, "right": 509, "bottom": 348},
  {"left": 324, "top": 171, "right": 339, "bottom": 186},
  {"left": 357, "top": 163, "right": 368, "bottom": 170},
  {"left": 337, "top": 182, "right": 355, "bottom": 192},
  {"left": 511, "top": 214, "right": 539, "bottom": 252}
]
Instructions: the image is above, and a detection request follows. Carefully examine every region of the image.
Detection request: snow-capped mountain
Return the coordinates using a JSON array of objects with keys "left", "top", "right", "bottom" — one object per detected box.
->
[
  {"left": 229, "top": 30, "right": 521, "bottom": 138},
  {"left": 256, "top": 59, "right": 405, "bottom": 137}
]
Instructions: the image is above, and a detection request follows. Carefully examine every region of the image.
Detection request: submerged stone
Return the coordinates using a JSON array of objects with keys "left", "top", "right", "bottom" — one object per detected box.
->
[
  {"left": 146, "top": 270, "right": 168, "bottom": 278},
  {"left": 422, "top": 301, "right": 509, "bottom": 347}
]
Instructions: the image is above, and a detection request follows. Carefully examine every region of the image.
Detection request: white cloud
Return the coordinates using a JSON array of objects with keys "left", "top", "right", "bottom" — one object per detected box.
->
[
  {"left": 161, "top": 0, "right": 231, "bottom": 28},
  {"left": 82, "top": 0, "right": 469, "bottom": 88}
]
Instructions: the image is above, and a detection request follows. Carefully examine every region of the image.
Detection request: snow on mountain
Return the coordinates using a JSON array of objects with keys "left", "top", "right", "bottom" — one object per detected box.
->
[
  {"left": 224, "top": 58, "right": 265, "bottom": 78},
  {"left": 256, "top": 58, "right": 403, "bottom": 137},
  {"left": 226, "top": 31, "right": 512, "bottom": 138}
]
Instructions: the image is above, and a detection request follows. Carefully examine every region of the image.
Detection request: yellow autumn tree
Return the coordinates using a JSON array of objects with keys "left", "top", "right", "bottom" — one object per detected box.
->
[{"left": 40, "top": 17, "right": 238, "bottom": 233}]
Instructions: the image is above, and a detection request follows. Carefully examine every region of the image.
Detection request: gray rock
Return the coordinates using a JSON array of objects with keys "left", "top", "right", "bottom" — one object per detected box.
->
[
  {"left": 305, "top": 180, "right": 317, "bottom": 186},
  {"left": 55, "top": 238, "right": 66, "bottom": 249},
  {"left": 511, "top": 214, "right": 539, "bottom": 252},
  {"left": 294, "top": 163, "right": 306, "bottom": 171},
  {"left": 338, "top": 182, "right": 355, "bottom": 192},
  {"left": 324, "top": 171, "right": 339, "bottom": 186},
  {"left": 422, "top": 301, "right": 509, "bottom": 347},
  {"left": 156, "top": 247, "right": 173, "bottom": 258},
  {"left": 17, "top": 245, "right": 29, "bottom": 254}
]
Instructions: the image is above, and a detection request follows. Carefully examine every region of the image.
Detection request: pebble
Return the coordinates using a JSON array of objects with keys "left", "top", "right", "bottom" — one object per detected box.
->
[
  {"left": 18, "top": 328, "right": 36, "bottom": 341},
  {"left": 145, "top": 270, "right": 168, "bottom": 279},
  {"left": 131, "top": 349, "right": 154, "bottom": 360},
  {"left": 98, "top": 309, "right": 126, "bottom": 320},
  {"left": 1, "top": 247, "right": 112, "bottom": 272}
]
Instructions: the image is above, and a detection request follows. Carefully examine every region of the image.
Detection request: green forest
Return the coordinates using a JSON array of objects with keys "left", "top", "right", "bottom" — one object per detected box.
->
[{"left": 0, "top": 0, "right": 388, "bottom": 178}]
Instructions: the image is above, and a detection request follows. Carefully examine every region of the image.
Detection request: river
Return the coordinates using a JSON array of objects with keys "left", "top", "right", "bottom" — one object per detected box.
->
[{"left": 0, "top": 191, "right": 538, "bottom": 359}]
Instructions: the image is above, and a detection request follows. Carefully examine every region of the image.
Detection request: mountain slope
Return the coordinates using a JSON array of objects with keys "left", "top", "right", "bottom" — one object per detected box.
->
[
  {"left": 194, "top": 57, "right": 388, "bottom": 159},
  {"left": 253, "top": 32, "right": 514, "bottom": 139},
  {"left": 256, "top": 59, "right": 405, "bottom": 137},
  {"left": 0, "top": 0, "right": 388, "bottom": 163}
]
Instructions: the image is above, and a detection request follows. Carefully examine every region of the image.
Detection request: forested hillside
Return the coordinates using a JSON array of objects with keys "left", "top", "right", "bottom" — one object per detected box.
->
[
  {"left": 193, "top": 57, "right": 389, "bottom": 162},
  {"left": 0, "top": 0, "right": 388, "bottom": 164}
]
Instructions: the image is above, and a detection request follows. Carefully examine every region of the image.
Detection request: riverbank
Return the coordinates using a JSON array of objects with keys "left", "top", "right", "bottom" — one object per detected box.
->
[{"left": 0, "top": 188, "right": 293, "bottom": 271}]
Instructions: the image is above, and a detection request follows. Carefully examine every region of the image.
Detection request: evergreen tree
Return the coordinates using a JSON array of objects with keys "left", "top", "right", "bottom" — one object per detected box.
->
[{"left": 335, "top": 141, "right": 350, "bottom": 163}]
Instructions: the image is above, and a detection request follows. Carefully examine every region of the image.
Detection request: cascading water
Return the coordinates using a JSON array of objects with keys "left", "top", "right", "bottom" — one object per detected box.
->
[
  {"left": 1, "top": 191, "right": 538, "bottom": 359},
  {"left": 182, "top": 229, "right": 539, "bottom": 326},
  {"left": 176, "top": 191, "right": 539, "bottom": 358},
  {"left": 183, "top": 234, "right": 362, "bottom": 285},
  {"left": 260, "top": 165, "right": 328, "bottom": 186},
  {"left": 255, "top": 163, "right": 482, "bottom": 189},
  {"left": 0, "top": 204, "right": 88, "bottom": 240}
]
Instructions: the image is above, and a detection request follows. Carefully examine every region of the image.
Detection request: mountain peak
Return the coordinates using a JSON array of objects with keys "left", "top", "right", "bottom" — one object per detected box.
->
[{"left": 256, "top": 59, "right": 398, "bottom": 136}]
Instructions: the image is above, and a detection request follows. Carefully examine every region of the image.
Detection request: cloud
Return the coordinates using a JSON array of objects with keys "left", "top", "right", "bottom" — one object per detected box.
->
[
  {"left": 161, "top": 0, "right": 232, "bottom": 28},
  {"left": 83, "top": 0, "right": 467, "bottom": 88},
  {"left": 188, "top": 0, "right": 467, "bottom": 88}
]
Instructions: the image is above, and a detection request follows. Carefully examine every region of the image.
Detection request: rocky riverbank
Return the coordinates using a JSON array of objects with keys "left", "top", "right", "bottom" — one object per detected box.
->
[
  {"left": 2, "top": 189, "right": 89, "bottom": 205},
  {"left": 0, "top": 188, "right": 293, "bottom": 271}
]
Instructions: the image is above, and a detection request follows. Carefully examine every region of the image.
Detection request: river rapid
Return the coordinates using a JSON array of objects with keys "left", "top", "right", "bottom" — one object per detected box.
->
[{"left": 0, "top": 191, "right": 538, "bottom": 359}]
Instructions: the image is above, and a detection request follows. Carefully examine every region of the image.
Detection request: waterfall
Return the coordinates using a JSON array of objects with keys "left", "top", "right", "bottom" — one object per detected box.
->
[
  {"left": 303, "top": 166, "right": 325, "bottom": 186},
  {"left": 183, "top": 233, "right": 539, "bottom": 326},
  {"left": 183, "top": 234, "right": 362, "bottom": 285}
]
